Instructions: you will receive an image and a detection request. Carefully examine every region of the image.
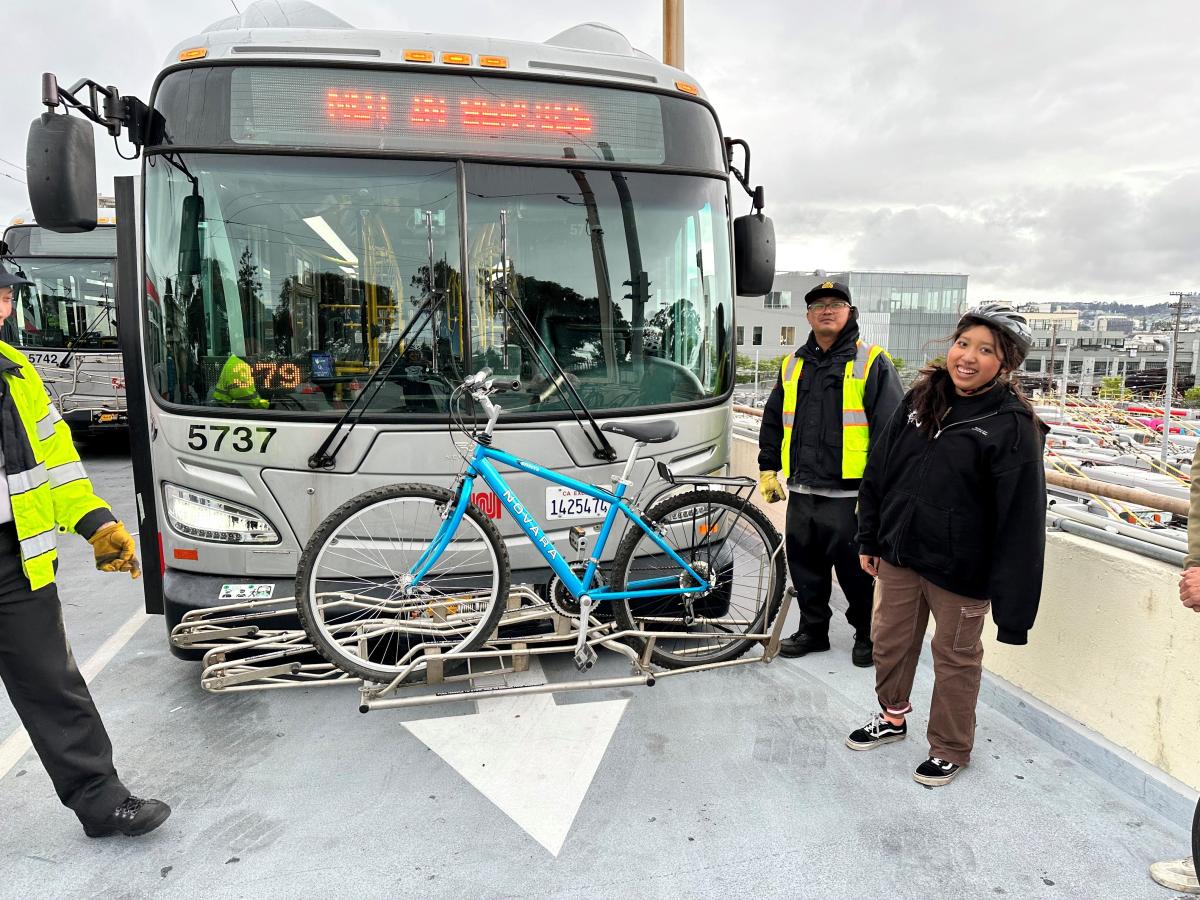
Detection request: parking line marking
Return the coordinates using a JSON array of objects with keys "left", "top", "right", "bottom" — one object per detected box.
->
[{"left": 0, "top": 609, "right": 150, "bottom": 781}]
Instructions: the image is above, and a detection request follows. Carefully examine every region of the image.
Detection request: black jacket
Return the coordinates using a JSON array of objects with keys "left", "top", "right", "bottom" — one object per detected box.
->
[
  {"left": 856, "top": 383, "right": 1048, "bottom": 645},
  {"left": 757, "top": 321, "right": 903, "bottom": 490}
]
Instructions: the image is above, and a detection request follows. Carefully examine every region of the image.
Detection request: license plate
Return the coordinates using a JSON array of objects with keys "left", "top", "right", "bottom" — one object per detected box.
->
[
  {"left": 545, "top": 487, "right": 610, "bottom": 521},
  {"left": 219, "top": 583, "right": 275, "bottom": 601}
]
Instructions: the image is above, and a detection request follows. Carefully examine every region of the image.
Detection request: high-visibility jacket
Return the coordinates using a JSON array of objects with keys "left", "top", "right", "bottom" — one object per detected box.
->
[
  {"left": 779, "top": 340, "right": 887, "bottom": 480},
  {"left": 0, "top": 341, "right": 115, "bottom": 590},
  {"left": 213, "top": 355, "right": 268, "bottom": 409}
]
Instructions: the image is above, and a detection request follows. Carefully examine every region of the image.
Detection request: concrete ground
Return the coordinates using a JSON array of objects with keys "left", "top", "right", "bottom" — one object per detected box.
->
[{"left": 0, "top": 438, "right": 1193, "bottom": 899}]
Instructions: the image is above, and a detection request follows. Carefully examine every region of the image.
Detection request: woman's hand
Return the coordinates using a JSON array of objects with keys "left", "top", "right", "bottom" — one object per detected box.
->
[{"left": 860, "top": 554, "right": 879, "bottom": 578}]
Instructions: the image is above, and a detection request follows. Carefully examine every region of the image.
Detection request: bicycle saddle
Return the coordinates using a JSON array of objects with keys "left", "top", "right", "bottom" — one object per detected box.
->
[{"left": 600, "top": 420, "right": 679, "bottom": 443}]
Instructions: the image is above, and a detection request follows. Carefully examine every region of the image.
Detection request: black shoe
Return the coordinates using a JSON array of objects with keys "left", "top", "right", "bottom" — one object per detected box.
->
[
  {"left": 913, "top": 757, "right": 962, "bottom": 786},
  {"left": 778, "top": 631, "right": 830, "bottom": 658},
  {"left": 82, "top": 796, "right": 171, "bottom": 838},
  {"left": 852, "top": 635, "right": 874, "bottom": 668},
  {"left": 845, "top": 712, "right": 907, "bottom": 750}
]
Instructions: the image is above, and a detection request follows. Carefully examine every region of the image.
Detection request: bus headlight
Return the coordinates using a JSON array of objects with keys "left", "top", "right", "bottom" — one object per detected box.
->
[{"left": 162, "top": 483, "right": 280, "bottom": 544}]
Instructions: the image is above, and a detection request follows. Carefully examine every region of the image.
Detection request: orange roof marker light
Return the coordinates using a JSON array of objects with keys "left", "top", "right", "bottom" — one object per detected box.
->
[
  {"left": 675, "top": 81, "right": 699, "bottom": 96},
  {"left": 178, "top": 47, "right": 208, "bottom": 62},
  {"left": 479, "top": 55, "right": 509, "bottom": 69},
  {"left": 404, "top": 50, "right": 434, "bottom": 63},
  {"left": 441, "top": 52, "right": 472, "bottom": 66}
]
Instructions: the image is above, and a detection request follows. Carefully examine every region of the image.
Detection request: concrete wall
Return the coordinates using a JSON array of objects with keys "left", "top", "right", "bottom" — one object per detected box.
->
[
  {"left": 985, "top": 532, "right": 1200, "bottom": 792},
  {"left": 729, "top": 433, "right": 1200, "bottom": 792}
]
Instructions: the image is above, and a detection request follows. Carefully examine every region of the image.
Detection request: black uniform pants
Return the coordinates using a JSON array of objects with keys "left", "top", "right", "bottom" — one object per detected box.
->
[
  {"left": 784, "top": 491, "right": 874, "bottom": 639},
  {"left": 0, "top": 523, "right": 128, "bottom": 824}
]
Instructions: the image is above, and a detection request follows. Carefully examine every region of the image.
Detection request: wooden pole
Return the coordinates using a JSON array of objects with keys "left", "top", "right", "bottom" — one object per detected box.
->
[
  {"left": 663, "top": 0, "right": 684, "bottom": 69},
  {"left": 1045, "top": 470, "right": 1189, "bottom": 516}
]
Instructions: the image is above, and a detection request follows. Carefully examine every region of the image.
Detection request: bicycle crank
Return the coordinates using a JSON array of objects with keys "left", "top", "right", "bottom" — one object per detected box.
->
[{"left": 573, "top": 593, "right": 598, "bottom": 672}]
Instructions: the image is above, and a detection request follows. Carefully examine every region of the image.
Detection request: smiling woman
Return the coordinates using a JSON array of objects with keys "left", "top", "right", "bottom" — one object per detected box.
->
[{"left": 851, "top": 304, "right": 1046, "bottom": 786}]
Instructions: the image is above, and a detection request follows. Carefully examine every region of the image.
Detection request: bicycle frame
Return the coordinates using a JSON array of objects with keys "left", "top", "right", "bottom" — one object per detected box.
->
[{"left": 410, "top": 442, "right": 712, "bottom": 603}]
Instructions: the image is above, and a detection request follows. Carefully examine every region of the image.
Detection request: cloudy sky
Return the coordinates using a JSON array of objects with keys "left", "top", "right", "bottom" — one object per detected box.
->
[{"left": 3, "top": 0, "right": 1197, "bottom": 303}]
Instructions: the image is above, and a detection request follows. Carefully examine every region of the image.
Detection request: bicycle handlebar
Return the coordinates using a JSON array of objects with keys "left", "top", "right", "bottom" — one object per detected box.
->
[{"left": 464, "top": 370, "right": 521, "bottom": 396}]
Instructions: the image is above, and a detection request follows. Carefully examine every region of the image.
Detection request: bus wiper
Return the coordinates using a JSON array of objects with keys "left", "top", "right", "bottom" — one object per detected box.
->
[
  {"left": 308, "top": 211, "right": 444, "bottom": 470},
  {"left": 563, "top": 157, "right": 619, "bottom": 378},
  {"left": 597, "top": 142, "right": 649, "bottom": 368},
  {"left": 493, "top": 211, "right": 617, "bottom": 463},
  {"left": 307, "top": 292, "right": 437, "bottom": 470},
  {"left": 58, "top": 297, "right": 115, "bottom": 369}
]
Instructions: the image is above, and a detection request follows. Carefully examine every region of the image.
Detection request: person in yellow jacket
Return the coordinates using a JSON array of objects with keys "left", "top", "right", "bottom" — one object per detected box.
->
[
  {"left": 756, "top": 280, "right": 902, "bottom": 666},
  {"left": 0, "top": 263, "right": 170, "bottom": 838}
]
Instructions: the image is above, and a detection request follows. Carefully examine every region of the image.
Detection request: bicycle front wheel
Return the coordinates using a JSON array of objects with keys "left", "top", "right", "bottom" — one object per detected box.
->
[
  {"left": 296, "top": 483, "right": 509, "bottom": 683},
  {"left": 609, "top": 489, "right": 784, "bottom": 669}
]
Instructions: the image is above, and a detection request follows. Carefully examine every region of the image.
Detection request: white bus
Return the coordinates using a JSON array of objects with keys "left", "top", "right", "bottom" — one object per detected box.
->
[
  {"left": 1, "top": 205, "right": 127, "bottom": 435},
  {"left": 26, "top": 0, "right": 775, "bottom": 647}
]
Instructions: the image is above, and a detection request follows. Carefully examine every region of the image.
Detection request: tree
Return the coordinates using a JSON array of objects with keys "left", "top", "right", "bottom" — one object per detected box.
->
[
  {"left": 1182, "top": 386, "right": 1200, "bottom": 409},
  {"left": 890, "top": 356, "right": 906, "bottom": 371}
]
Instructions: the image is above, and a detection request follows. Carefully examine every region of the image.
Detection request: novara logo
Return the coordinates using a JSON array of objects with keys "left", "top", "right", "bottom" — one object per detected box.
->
[{"left": 502, "top": 488, "right": 558, "bottom": 560}]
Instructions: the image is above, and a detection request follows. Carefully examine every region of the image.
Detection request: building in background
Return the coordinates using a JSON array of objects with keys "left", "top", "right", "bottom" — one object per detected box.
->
[{"left": 736, "top": 270, "right": 968, "bottom": 367}]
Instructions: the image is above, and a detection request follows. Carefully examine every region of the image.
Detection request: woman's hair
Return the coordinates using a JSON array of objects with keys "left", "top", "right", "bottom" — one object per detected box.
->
[{"left": 907, "top": 320, "right": 1035, "bottom": 437}]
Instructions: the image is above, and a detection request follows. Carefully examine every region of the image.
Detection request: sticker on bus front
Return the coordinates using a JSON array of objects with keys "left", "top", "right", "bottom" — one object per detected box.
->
[{"left": 219, "top": 583, "right": 276, "bottom": 601}]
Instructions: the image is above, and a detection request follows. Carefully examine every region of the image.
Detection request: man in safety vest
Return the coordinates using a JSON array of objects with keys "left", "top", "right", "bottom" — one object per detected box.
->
[
  {"left": 757, "top": 280, "right": 902, "bottom": 666},
  {"left": 0, "top": 263, "right": 171, "bottom": 838}
]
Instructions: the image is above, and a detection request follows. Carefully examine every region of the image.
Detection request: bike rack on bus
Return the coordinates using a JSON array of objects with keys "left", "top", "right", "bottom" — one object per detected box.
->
[{"left": 170, "top": 547, "right": 793, "bottom": 708}]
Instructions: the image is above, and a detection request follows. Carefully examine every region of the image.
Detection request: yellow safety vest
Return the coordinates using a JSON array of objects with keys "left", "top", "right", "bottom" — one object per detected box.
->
[
  {"left": 0, "top": 341, "right": 113, "bottom": 590},
  {"left": 779, "top": 340, "right": 886, "bottom": 480}
]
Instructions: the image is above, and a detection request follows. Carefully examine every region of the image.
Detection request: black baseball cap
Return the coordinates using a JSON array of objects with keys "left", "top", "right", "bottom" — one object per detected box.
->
[
  {"left": 804, "top": 280, "right": 851, "bottom": 305},
  {"left": 0, "top": 262, "right": 32, "bottom": 290}
]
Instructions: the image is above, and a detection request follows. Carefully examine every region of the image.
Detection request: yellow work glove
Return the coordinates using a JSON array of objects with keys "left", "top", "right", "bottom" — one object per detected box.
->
[
  {"left": 758, "top": 470, "right": 786, "bottom": 503},
  {"left": 88, "top": 521, "right": 142, "bottom": 580}
]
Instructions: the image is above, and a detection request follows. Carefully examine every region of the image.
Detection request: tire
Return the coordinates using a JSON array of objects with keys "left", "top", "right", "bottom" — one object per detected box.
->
[
  {"left": 1192, "top": 796, "right": 1199, "bottom": 875},
  {"left": 609, "top": 489, "right": 784, "bottom": 668},
  {"left": 296, "top": 483, "right": 509, "bottom": 683}
]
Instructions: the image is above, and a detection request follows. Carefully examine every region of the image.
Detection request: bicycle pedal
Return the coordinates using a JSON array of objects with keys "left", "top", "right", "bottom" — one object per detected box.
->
[{"left": 574, "top": 645, "right": 597, "bottom": 672}]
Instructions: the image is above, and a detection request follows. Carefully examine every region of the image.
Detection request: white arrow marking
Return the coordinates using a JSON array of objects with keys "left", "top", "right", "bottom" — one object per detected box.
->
[{"left": 403, "top": 658, "right": 628, "bottom": 856}]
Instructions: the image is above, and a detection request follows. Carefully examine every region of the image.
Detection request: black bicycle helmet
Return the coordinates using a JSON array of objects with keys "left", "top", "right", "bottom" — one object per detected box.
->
[{"left": 958, "top": 304, "right": 1032, "bottom": 365}]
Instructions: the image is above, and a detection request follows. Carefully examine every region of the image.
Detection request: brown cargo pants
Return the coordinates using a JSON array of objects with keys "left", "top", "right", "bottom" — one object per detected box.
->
[{"left": 871, "top": 560, "right": 990, "bottom": 767}]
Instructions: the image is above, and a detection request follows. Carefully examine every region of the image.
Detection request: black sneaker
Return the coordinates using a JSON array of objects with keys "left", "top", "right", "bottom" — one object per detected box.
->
[
  {"left": 845, "top": 712, "right": 907, "bottom": 750},
  {"left": 778, "top": 631, "right": 830, "bottom": 658},
  {"left": 82, "top": 796, "right": 172, "bottom": 838},
  {"left": 913, "top": 757, "right": 961, "bottom": 786},
  {"left": 852, "top": 635, "right": 874, "bottom": 668}
]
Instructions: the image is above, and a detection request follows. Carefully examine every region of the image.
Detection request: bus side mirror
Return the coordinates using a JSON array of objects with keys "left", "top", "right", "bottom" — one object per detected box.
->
[
  {"left": 733, "top": 212, "right": 775, "bottom": 296},
  {"left": 178, "top": 194, "right": 205, "bottom": 280},
  {"left": 26, "top": 113, "right": 98, "bottom": 233}
]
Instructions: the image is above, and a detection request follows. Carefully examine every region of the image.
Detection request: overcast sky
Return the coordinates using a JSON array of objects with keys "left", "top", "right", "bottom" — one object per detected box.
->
[{"left": 3, "top": 0, "right": 1197, "bottom": 303}]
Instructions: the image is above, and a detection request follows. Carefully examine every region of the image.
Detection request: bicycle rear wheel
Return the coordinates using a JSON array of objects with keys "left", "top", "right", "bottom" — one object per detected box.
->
[
  {"left": 609, "top": 489, "right": 784, "bottom": 668},
  {"left": 296, "top": 483, "right": 509, "bottom": 683}
]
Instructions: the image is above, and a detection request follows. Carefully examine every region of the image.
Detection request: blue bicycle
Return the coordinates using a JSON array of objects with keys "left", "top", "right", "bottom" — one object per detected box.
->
[{"left": 296, "top": 369, "right": 785, "bottom": 684}]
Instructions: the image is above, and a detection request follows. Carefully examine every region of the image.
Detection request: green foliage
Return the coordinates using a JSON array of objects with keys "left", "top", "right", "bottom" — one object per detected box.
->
[
  {"left": 1182, "top": 386, "right": 1200, "bottom": 408},
  {"left": 890, "top": 355, "right": 906, "bottom": 370}
]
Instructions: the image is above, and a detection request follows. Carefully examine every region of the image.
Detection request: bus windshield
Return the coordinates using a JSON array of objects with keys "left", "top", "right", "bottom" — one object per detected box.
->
[
  {"left": 143, "top": 153, "right": 732, "bottom": 416},
  {"left": 1, "top": 257, "right": 119, "bottom": 350}
]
